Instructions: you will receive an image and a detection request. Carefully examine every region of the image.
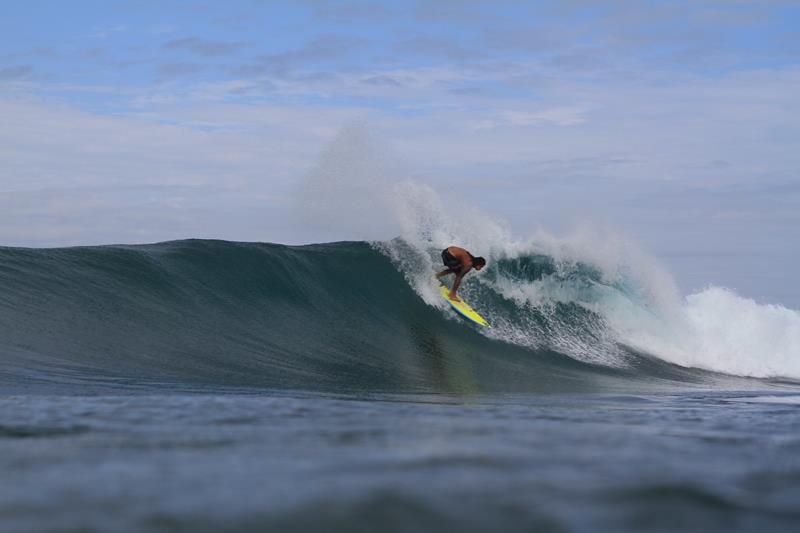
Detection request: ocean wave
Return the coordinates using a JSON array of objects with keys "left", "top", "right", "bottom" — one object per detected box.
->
[{"left": 0, "top": 238, "right": 797, "bottom": 393}]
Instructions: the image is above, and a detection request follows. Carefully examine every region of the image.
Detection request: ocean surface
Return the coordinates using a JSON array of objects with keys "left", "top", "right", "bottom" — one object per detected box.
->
[{"left": 1, "top": 239, "right": 799, "bottom": 532}]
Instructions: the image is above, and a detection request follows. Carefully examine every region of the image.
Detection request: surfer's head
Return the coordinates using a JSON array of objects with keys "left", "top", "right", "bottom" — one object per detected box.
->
[{"left": 473, "top": 256, "right": 486, "bottom": 270}]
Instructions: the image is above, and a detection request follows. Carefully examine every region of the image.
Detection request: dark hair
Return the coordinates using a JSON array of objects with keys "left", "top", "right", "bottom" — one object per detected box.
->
[{"left": 473, "top": 256, "right": 486, "bottom": 267}]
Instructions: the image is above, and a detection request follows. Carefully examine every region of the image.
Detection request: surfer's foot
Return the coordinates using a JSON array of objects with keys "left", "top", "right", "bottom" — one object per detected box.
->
[{"left": 449, "top": 293, "right": 461, "bottom": 302}]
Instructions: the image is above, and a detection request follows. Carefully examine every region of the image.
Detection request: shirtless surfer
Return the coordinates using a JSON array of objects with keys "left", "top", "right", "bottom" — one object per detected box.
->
[{"left": 436, "top": 246, "right": 486, "bottom": 302}]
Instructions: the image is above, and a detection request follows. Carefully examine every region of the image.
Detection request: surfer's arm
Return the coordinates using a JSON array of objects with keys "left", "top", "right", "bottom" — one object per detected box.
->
[
  {"left": 436, "top": 269, "right": 453, "bottom": 279},
  {"left": 449, "top": 267, "right": 471, "bottom": 300}
]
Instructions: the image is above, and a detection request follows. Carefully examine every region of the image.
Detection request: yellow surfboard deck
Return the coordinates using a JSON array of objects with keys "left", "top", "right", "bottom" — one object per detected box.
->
[{"left": 439, "top": 284, "right": 490, "bottom": 328}]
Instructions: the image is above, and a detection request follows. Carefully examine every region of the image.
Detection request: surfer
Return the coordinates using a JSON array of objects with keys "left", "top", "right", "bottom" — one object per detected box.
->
[{"left": 436, "top": 246, "right": 486, "bottom": 302}]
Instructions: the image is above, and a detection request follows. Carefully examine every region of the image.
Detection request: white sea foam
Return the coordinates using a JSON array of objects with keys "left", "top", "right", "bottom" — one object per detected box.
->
[
  {"left": 302, "top": 128, "right": 800, "bottom": 380},
  {"left": 674, "top": 287, "right": 800, "bottom": 378},
  {"left": 385, "top": 180, "right": 800, "bottom": 379}
]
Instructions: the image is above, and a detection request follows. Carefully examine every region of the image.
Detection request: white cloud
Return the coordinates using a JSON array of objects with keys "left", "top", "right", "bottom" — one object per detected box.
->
[
  {"left": 89, "top": 25, "right": 127, "bottom": 39},
  {"left": 1, "top": 58, "right": 798, "bottom": 261},
  {"left": 478, "top": 106, "right": 590, "bottom": 128}
]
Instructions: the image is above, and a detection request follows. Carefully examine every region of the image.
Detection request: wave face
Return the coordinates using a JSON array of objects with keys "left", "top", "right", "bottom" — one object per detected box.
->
[
  {"left": 0, "top": 239, "right": 597, "bottom": 394},
  {"left": 0, "top": 238, "right": 797, "bottom": 394}
]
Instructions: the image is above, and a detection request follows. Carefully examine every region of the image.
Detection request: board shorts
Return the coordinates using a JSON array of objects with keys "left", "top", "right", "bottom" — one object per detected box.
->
[{"left": 441, "top": 249, "right": 461, "bottom": 271}]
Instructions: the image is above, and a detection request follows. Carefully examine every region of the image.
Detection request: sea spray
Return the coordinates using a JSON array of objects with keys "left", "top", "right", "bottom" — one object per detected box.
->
[
  {"left": 379, "top": 180, "right": 800, "bottom": 379},
  {"left": 678, "top": 287, "right": 800, "bottom": 378}
]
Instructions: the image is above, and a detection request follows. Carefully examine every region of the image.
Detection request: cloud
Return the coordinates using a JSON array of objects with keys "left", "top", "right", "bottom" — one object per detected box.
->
[
  {"left": 228, "top": 36, "right": 368, "bottom": 80},
  {"left": 82, "top": 47, "right": 148, "bottom": 69},
  {"left": 163, "top": 37, "right": 246, "bottom": 57},
  {"left": 3, "top": 3, "right": 799, "bottom": 259},
  {"left": 447, "top": 86, "right": 489, "bottom": 97},
  {"left": 0, "top": 95, "right": 367, "bottom": 245},
  {"left": 478, "top": 106, "right": 590, "bottom": 128},
  {"left": 256, "top": 35, "right": 366, "bottom": 72},
  {"left": 482, "top": 26, "right": 576, "bottom": 55},
  {"left": 157, "top": 62, "right": 206, "bottom": 78},
  {"left": 31, "top": 48, "right": 59, "bottom": 59},
  {"left": 0, "top": 185, "right": 292, "bottom": 247},
  {"left": 413, "top": 0, "right": 505, "bottom": 24},
  {"left": 393, "top": 37, "right": 482, "bottom": 61},
  {"left": 0, "top": 65, "right": 32, "bottom": 81},
  {"left": 302, "top": 0, "right": 392, "bottom": 22},
  {"left": 690, "top": 6, "right": 770, "bottom": 27},
  {"left": 90, "top": 25, "right": 127, "bottom": 39},
  {"left": 360, "top": 75, "right": 405, "bottom": 87},
  {"left": 548, "top": 49, "right": 610, "bottom": 71}
]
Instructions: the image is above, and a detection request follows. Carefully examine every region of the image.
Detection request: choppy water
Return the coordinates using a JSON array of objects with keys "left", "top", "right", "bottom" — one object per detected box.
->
[{"left": 2, "top": 390, "right": 800, "bottom": 532}]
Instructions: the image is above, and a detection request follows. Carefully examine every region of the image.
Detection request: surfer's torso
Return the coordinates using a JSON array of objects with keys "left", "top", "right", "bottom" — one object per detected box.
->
[{"left": 442, "top": 246, "right": 474, "bottom": 272}]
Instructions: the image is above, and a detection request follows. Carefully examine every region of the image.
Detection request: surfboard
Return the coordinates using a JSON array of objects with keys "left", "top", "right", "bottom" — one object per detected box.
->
[{"left": 439, "top": 284, "right": 490, "bottom": 328}]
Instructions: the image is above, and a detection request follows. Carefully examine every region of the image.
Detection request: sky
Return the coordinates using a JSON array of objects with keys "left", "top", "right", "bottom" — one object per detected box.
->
[{"left": 1, "top": 1, "right": 799, "bottom": 305}]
